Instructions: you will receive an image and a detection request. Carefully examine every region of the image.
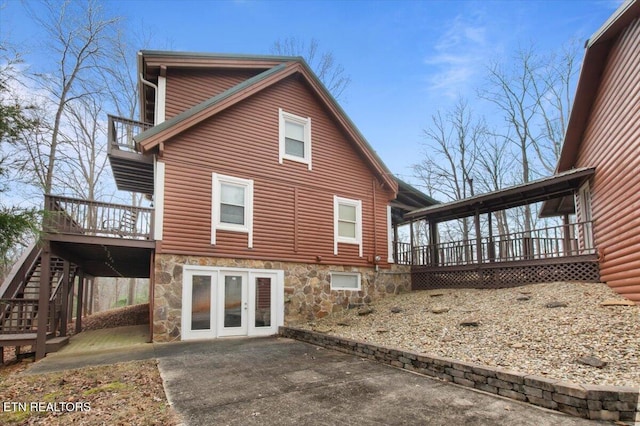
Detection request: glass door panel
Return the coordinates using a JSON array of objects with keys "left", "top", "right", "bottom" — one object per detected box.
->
[
  {"left": 218, "top": 272, "right": 248, "bottom": 336},
  {"left": 254, "top": 277, "right": 271, "bottom": 327},
  {"left": 224, "top": 275, "right": 243, "bottom": 328},
  {"left": 191, "top": 275, "right": 212, "bottom": 330}
]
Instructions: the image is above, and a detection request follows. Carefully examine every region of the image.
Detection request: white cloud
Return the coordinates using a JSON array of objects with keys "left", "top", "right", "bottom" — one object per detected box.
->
[{"left": 424, "top": 13, "right": 492, "bottom": 98}]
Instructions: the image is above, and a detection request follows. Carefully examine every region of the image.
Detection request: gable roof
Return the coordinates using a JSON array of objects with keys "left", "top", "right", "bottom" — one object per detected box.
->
[
  {"left": 134, "top": 51, "right": 398, "bottom": 192},
  {"left": 556, "top": 0, "right": 640, "bottom": 172}
]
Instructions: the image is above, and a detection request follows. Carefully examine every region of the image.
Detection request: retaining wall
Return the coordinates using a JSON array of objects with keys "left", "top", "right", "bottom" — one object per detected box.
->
[{"left": 280, "top": 326, "right": 640, "bottom": 423}]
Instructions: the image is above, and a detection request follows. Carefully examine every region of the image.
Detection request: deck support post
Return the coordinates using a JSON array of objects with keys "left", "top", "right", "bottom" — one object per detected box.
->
[
  {"left": 36, "top": 242, "right": 51, "bottom": 361},
  {"left": 82, "top": 277, "right": 90, "bottom": 317},
  {"left": 59, "top": 261, "right": 70, "bottom": 337},
  {"left": 88, "top": 278, "right": 94, "bottom": 315},
  {"left": 149, "top": 251, "right": 155, "bottom": 343},
  {"left": 75, "top": 270, "right": 85, "bottom": 334}
]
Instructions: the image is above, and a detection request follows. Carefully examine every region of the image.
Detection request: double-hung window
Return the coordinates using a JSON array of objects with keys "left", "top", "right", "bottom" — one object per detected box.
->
[
  {"left": 334, "top": 196, "right": 362, "bottom": 257},
  {"left": 279, "top": 108, "right": 312, "bottom": 169},
  {"left": 212, "top": 173, "right": 254, "bottom": 248}
]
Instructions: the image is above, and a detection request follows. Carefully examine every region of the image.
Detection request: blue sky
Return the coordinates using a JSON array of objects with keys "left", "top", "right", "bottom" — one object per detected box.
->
[{"left": 1, "top": 0, "right": 621, "bottom": 186}]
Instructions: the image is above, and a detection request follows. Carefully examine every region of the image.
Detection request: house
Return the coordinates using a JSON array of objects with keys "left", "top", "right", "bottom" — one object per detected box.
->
[
  {"left": 130, "top": 51, "right": 417, "bottom": 341},
  {"left": 540, "top": 0, "right": 640, "bottom": 303},
  {"left": 0, "top": 50, "right": 435, "bottom": 358}
]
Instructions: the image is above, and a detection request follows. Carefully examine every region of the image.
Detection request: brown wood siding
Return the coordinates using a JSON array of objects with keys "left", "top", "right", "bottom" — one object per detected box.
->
[
  {"left": 574, "top": 18, "right": 640, "bottom": 302},
  {"left": 160, "top": 75, "right": 395, "bottom": 267},
  {"left": 164, "top": 68, "right": 265, "bottom": 120}
]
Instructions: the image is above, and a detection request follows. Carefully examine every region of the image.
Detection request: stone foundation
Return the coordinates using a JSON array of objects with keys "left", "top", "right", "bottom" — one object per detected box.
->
[{"left": 153, "top": 254, "right": 410, "bottom": 342}]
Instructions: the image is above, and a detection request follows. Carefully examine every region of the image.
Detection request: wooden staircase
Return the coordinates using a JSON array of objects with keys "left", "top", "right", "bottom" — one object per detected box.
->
[{"left": 0, "top": 243, "right": 77, "bottom": 362}]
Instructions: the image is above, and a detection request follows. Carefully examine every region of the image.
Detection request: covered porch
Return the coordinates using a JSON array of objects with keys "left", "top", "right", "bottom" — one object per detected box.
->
[{"left": 396, "top": 168, "right": 599, "bottom": 289}]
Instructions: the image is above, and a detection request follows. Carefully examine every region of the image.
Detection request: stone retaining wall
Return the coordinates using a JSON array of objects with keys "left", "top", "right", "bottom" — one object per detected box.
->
[{"left": 280, "top": 326, "right": 640, "bottom": 423}]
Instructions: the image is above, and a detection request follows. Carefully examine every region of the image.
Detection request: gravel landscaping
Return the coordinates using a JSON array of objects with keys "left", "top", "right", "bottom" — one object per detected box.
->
[{"left": 298, "top": 281, "right": 640, "bottom": 387}]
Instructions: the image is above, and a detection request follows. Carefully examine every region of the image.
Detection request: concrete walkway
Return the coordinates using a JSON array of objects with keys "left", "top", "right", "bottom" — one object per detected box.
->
[{"left": 26, "top": 334, "right": 605, "bottom": 425}]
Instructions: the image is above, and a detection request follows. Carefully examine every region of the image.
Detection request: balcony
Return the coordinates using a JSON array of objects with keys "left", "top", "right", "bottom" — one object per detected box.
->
[
  {"left": 107, "top": 115, "right": 154, "bottom": 195},
  {"left": 43, "top": 195, "right": 154, "bottom": 277}
]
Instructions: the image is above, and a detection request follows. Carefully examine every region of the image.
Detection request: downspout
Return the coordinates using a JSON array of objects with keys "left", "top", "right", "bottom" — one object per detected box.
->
[{"left": 139, "top": 74, "right": 158, "bottom": 126}]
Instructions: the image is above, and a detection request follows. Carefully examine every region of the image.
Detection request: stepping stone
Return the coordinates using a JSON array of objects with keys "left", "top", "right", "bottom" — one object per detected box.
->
[
  {"left": 460, "top": 319, "right": 480, "bottom": 327},
  {"left": 577, "top": 356, "right": 607, "bottom": 368},
  {"left": 431, "top": 307, "right": 450, "bottom": 314},
  {"left": 600, "top": 299, "right": 635, "bottom": 307},
  {"left": 390, "top": 307, "right": 403, "bottom": 313},
  {"left": 357, "top": 307, "right": 373, "bottom": 316},
  {"left": 545, "top": 301, "right": 568, "bottom": 308},
  {"left": 517, "top": 296, "right": 531, "bottom": 301}
]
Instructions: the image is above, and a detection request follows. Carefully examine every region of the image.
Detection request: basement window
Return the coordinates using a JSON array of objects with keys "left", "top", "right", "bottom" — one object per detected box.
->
[{"left": 330, "top": 272, "right": 361, "bottom": 291}]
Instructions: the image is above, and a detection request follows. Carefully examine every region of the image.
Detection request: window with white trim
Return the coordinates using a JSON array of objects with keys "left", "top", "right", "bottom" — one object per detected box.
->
[
  {"left": 212, "top": 173, "right": 254, "bottom": 248},
  {"left": 279, "top": 108, "right": 312, "bottom": 169},
  {"left": 330, "top": 272, "right": 361, "bottom": 291},
  {"left": 334, "top": 196, "right": 362, "bottom": 257}
]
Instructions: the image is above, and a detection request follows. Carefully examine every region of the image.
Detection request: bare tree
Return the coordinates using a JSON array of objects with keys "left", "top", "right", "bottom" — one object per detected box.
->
[
  {"left": 414, "top": 98, "right": 486, "bottom": 248},
  {"left": 271, "top": 37, "right": 351, "bottom": 100},
  {"left": 14, "top": 0, "right": 119, "bottom": 194}
]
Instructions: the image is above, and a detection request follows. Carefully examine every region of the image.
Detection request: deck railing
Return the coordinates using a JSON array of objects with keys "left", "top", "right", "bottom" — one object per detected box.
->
[
  {"left": 45, "top": 195, "right": 152, "bottom": 240},
  {"left": 107, "top": 115, "right": 153, "bottom": 154},
  {"left": 395, "top": 221, "right": 595, "bottom": 266}
]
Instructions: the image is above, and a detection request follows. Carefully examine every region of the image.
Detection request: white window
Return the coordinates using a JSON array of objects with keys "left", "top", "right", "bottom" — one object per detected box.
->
[
  {"left": 334, "top": 196, "right": 362, "bottom": 257},
  {"left": 279, "top": 108, "right": 312, "bottom": 169},
  {"left": 212, "top": 173, "right": 254, "bottom": 248},
  {"left": 330, "top": 272, "right": 361, "bottom": 291}
]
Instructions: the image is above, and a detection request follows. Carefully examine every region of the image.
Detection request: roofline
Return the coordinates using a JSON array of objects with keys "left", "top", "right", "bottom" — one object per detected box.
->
[
  {"left": 404, "top": 167, "right": 595, "bottom": 222},
  {"left": 139, "top": 50, "right": 304, "bottom": 63},
  {"left": 135, "top": 51, "right": 398, "bottom": 191},
  {"left": 395, "top": 177, "right": 439, "bottom": 206},
  {"left": 557, "top": 0, "right": 639, "bottom": 172}
]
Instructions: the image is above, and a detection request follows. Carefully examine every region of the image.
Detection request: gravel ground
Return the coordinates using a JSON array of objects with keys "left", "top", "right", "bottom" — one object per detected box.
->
[{"left": 299, "top": 281, "right": 639, "bottom": 387}]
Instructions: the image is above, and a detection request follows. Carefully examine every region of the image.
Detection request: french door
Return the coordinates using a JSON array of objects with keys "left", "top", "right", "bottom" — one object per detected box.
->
[{"left": 182, "top": 267, "right": 282, "bottom": 340}]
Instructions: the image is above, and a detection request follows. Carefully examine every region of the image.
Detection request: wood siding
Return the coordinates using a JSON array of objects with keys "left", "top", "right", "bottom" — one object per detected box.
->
[
  {"left": 160, "top": 74, "right": 395, "bottom": 267},
  {"left": 574, "top": 18, "right": 640, "bottom": 302},
  {"left": 165, "top": 68, "right": 265, "bottom": 120}
]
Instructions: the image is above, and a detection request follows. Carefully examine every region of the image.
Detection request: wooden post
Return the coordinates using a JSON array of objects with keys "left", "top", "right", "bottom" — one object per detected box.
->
[
  {"left": 475, "top": 210, "right": 482, "bottom": 264},
  {"left": 88, "top": 278, "right": 94, "bottom": 315},
  {"left": 429, "top": 221, "right": 438, "bottom": 266},
  {"left": 75, "top": 270, "right": 84, "bottom": 334},
  {"left": 67, "top": 274, "right": 75, "bottom": 325},
  {"left": 36, "top": 243, "right": 51, "bottom": 361},
  {"left": 562, "top": 214, "right": 572, "bottom": 255},
  {"left": 149, "top": 251, "right": 155, "bottom": 343},
  {"left": 488, "top": 212, "right": 495, "bottom": 262},
  {"left": 82, "top": 277, "right": 90, "bottom": 317},
  {"left": 59, "top": 261, "right": 70, "bottom": 337},
  {"left": 409, "top": 220, "right": 414, "bottom": 265},
  {"left": 393, "top": 223, "right": 399, "bottom": 263}
]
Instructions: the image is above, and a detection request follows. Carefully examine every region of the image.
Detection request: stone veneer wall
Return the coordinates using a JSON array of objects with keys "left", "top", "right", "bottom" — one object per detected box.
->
[
  {"left": 153, "top": 254, "right": 411, "bottom": 342},
  {"left": 280, "top": 327, "right": 640, "bottom": 423}
]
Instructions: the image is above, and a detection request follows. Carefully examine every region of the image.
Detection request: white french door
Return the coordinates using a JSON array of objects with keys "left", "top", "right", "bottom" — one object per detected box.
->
[{"left": 181, "top": 266, "right": 283, "bottom": 340}]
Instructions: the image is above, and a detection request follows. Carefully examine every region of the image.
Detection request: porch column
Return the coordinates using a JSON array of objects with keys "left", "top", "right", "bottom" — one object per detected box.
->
[
  {"left": 59, "top": 261, "right": 70, "bottom": 337},
  {"left": 36, "top": 243, "right": 51, "bottom": 361},
  {"left": 429, "top": 220, "right": 438, "bottom": 266},
  {"left": 409, "top": 220, "right": 415, "bottom": 265},
  {"left": 562, "top": 214, "right": 572, "bottom": 255},
  {"left": 393, "top": 223, "right": 399, "bottom": 263},
  {"left": 488, "top": 212, "right": 495, "bottom": 262},
  {"left": 475, "top": 210, "right": 482, "bottom": 264},
  {"left": 75, "top": 270, "right": 85, "bottom": 334}
]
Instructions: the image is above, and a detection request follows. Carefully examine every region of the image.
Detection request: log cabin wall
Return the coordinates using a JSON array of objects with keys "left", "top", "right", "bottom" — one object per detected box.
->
[
  {"left": 159, "top": 72, "right": 396, "bottom": 268},
  {"left": 164, "top": 68, "right": 266, "bottom": 120},
  {"left": 574, "top": 18, "right": 640, "bottom": 302}
]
